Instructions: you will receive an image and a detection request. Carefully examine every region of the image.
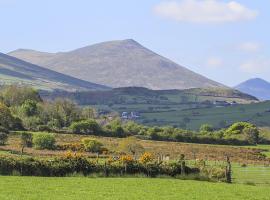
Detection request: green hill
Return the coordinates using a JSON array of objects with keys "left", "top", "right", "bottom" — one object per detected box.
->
[{"left": 41, "top": 87, "right": 264, "bottom": 130}]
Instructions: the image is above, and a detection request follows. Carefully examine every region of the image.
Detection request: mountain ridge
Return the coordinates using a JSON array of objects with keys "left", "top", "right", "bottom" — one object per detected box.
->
[
  {"left": 0, "top": 52, "right": 110, "bottom": 91},
  {"left": 9, "top": 39, "right": 225, "bottom": 90}
]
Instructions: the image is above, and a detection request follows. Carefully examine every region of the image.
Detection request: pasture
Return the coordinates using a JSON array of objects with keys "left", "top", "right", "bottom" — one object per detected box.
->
[{"left": 0, "top": 176, "right": 269, "bottom": 200}]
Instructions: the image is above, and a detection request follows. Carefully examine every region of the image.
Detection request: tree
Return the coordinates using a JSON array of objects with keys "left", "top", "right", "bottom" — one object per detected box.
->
[
  {"left": 81, "top": 107, "right": 97, "bottom": 119},
  {"left": 40, "top": 99, "right": 81, "bottom": 129},
  {"left": 0, "top": 85, "right": 41, "bottom": 106},
  {"left": 21, "top": 100, "right": 38, "bottom": 116},
  {"left": 20, "top": 132, "right": 33, "bottom": 154},
  {"left": 243, "top": 127, "right": 259, "bottom": 145},
  {"left": 226, "top": 122, "right": 258, "bottom": 135},
  {"left": 70, "top": 119, "right": 101, "bottom": 135},
  {"left": 0, "top": 126, "right": 9, "bottom": 145},
  {"left": 0, "top": 102, "right": 18, "bottom": 129},
  {"left": 123, "top": 121, "right": 141, "bottom": 135},
  {"left": 106, "top": 119, "right": 127, "bottom": 137},
  {"left": 118, "top": 137, "right": 145, "bottom": 156}
]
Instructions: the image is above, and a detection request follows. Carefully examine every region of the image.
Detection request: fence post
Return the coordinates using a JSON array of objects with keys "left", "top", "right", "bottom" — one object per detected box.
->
[
  {"left": 180, "top": 154, "right": 186, "bottom": 175},
  {"left": 225, "top": 156, "right": 232, "bottom": 183}
]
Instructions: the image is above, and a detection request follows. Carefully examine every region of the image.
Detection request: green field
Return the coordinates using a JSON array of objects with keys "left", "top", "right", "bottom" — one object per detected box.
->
[
  {"left": 0, "top": 176, "right": 269, "bottom": 200},
  {"left": 136, "top": 101, "right": 270, "bottom": 129},
  {"left": 44, "top": 87, "right": 270, "bottom": 130},
  {"left": 89, "top": 100, "right": 270, "bottom": 130}
]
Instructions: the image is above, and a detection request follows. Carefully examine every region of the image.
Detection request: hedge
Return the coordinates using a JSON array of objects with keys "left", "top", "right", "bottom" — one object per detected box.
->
[{"left": 0, "top": 156, "right": 201, "bottom": 178}]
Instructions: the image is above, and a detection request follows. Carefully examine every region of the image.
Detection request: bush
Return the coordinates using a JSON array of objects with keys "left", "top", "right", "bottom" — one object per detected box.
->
[
  {"left": 33, "top": 133, "right": 56, "bottom": 150},
  {"left": 82, "top": 138, "right": 103, "bottom": 153},
  {"left": 0, "top": 155, "right": 221, "bottom": 181},
  {"left": 70, "top": 120, "right": 101, "bottom": 135}
]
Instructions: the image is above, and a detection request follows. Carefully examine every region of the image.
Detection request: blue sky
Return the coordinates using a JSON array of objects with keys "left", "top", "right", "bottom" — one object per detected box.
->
[{"left": 0, "top": 0, "right": 269, "bottom": 86}]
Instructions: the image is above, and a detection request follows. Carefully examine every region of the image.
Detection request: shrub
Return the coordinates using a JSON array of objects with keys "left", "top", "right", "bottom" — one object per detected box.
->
[
  {"left": 58, "top": 143, "right": 84, "bottom": 151},
  {"left": 70, "top": 120, "right": 100, "bottom": 135},
  {"left": 120, "top": 155, "right": 134, "bottom": 164},
  {"left": 200, "top": 124, "right": 214, "bottom": 134},
  {"left": 33, "top": 133, "right": 56, "bottom": 150},
  {"left": 82, "top": 138, "right": 103, "bottom": 153},
  {"left": 139, "top": 152, "right": 154, "bottom": 164}
]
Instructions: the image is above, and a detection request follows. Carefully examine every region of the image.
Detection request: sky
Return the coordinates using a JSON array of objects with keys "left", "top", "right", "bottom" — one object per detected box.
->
[{"left": 0, "top": 0, "right": 269, "bottom": 86}]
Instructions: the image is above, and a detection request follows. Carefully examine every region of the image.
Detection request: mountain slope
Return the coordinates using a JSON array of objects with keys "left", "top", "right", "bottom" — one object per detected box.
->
[
  {"left": 9, "top": 39, "right": 225, "bottom": 90},
  {"left": 0, "top": 53, "right": 109, "bottom": 91},
  {"left": 235, "top": 78, "right": 270, "bottom": 100}
]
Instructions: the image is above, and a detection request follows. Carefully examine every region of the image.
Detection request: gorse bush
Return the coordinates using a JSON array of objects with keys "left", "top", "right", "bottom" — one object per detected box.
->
[{"left": 33, "top": 133, "right": 56, "bottom": 150}]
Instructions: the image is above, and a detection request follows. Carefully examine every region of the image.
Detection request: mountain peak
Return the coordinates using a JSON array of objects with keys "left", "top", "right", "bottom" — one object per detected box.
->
[
  {"left": 235, "top": 78, "right": 270, "bottom": 100},
  {"left": 8, "top": 40, "right": 224, "bottom": 90}
]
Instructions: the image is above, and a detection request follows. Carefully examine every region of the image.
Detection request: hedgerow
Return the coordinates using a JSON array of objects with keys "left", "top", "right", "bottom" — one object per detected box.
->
[{"left": 0, "top": 155, "right": 225, "bottom": 181}]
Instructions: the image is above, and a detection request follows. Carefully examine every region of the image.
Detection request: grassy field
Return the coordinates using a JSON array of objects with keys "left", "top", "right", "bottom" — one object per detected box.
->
[
  {"left": 89, "top": 100, "right": 270, "bottom": 130},
  {"left": 0, "top": 176, "right": 269, "bottom": 200},
  {"left": 136, "top": 101, "right": 270, "bottom": 129},
  {"left": 2, "top": 132, "right": 269, "bottom": 164}
]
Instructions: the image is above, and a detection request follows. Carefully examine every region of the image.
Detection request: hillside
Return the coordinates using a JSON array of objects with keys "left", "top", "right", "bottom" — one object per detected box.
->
[
  {"left": 9, "top": 39, "right": 224, "bottom": 90},
  {"left": 41, "top": 87, "right": 262, "bottom": 130},
  {"left": 235, "top": 78, "right": 270, "bottom": 100},
  {"left": 41, "top": 87, "right": 258, "bottom": 105},
  {"left": 0, "top": 53, "right": 109, "bottom": 91}
]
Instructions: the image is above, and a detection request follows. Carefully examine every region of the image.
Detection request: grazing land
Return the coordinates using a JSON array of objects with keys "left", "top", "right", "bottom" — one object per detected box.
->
[{"left": 0, "top": 176, "right": 269, "bottom": 200}]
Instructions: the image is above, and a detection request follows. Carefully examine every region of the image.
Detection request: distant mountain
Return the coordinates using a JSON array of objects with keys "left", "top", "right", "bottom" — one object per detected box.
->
[
  {"left": 235, "top": 78, "right": 270, "bottom": 100},
  {"left": 0, "top": 53, "right": 109, "bottom": 91},
  {"left": 9, "top": 39, "right": 225, "bottom": 90}
]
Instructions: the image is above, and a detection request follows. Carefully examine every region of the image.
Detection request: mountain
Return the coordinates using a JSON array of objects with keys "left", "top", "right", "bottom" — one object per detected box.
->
[
  {"left": 235, "top": 78, "right": 270, "bottom": 100},
  {"left": 9, "top": 39, "right": 225, "bottom": 90},
  {"left": 0, "top": 53, "right": 109, "bottom": 91}
]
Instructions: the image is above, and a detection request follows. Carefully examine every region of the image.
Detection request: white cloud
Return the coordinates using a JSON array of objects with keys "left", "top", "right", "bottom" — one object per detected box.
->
[
  {"left": 206, "top": 57, "right": 223, "bottom": 68},
  {"left": 238, "top": 42, "right": 261, "bottom": 53},
  {"left": 240, "top": 58, "right": 270, "bottom": 73},
  {"left": 154, "top": 0, "right": 258, "bottom": 24}
]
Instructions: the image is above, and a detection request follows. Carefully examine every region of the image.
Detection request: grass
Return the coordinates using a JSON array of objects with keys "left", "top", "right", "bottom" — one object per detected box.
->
[
  {"left": 91, "top": 99, "right": 270, "bottom": 130},
  {"left": 0, "top": 176, "right": 269, "bottom": 200},
  {"left": 136, "top": 101, "right": 270, "bottom": 130},
  {"left": 233, "top": 164, "right": 270, "bottom": 185}
]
